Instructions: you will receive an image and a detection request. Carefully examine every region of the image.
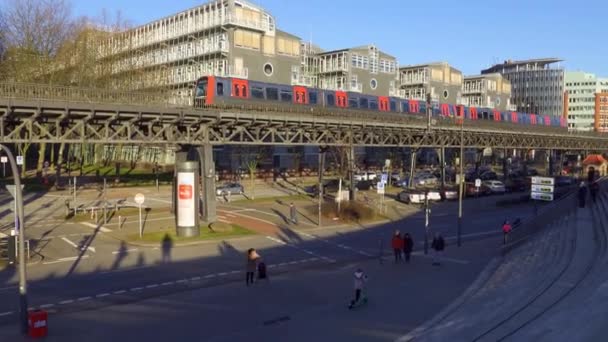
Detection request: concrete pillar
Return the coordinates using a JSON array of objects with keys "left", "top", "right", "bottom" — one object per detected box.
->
[
  {"left": 408, "top": 148, "right": 417, "bottom": 188},
  {"left": 502, "top": 148, "right": 508, "bottom": 182},
  {"left": 197, "top": 144, "right": 217, "bottom": 223},
  {"left": 175, "top": 161, "right": 200, "bottom": 237},
  {"left": 438, "top": 147, "right": 446, "bottom": 190},
  {"left": 547, "top": 150, "right": 555, "bottom": 176},
  {"left": 348, "top": 146, "right": 355, "bottom": 201}
]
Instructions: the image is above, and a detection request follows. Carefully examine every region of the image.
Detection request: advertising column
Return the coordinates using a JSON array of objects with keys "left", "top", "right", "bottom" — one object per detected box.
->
[{"left": 176, "top": 162, "right": 200, "bottom": 237}]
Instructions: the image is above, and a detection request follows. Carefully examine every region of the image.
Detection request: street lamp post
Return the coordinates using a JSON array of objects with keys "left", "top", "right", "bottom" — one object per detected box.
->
[
  {"left": 0, "top": 145, "right": 27, "bottom": 333},
  {"left": 424, "top": 189, "right": 430, "bottom": 254},
  {"left": 457, "top": 118, "right": 464, "bottom": 247}
]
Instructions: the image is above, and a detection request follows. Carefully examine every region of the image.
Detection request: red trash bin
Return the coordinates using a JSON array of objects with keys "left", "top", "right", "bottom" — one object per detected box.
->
[{"left": 28, "top": 309, "right": 48, "bottom": 338}]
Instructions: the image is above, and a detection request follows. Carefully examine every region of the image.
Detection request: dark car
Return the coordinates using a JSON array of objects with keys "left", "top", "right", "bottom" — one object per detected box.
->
[
  {"left": 355, "top": 180, "right": 376, "bottom": 191},
  {"left": 505, "top": 178, "right": 527, "bottom": 192},
  {"left": 555, "top": 176, "right": 575, "bottom": 187},
  {"left": 465, "top": 182, "right": 491, "bottom": 197},
  {"left": 480, "top": 171, "right": 498, "bottom": 181}
]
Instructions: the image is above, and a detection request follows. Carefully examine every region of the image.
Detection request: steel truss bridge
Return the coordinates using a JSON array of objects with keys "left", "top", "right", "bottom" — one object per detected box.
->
[{"left": 0, "top": 83, "right": 606, "bottom": 151}]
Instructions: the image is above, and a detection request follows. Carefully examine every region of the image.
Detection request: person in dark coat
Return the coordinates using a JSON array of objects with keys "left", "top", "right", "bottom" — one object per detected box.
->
[
  {"left": 402, "top": 233, "right": 413, "bottom": 263},
  {"left": 590, "top": 181, "right": 600, "bottom": 203},
  {"left": 578, "top": 182, "right": 588, "bottom": 208},
  {"left": 246, "top": 248, "right": 260, "bottom": 286},
  {"left": 431, "top": 233, "right": 445, "bottom": 266}
]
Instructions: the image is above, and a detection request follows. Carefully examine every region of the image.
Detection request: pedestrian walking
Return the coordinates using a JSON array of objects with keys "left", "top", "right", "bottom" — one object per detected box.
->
[
  {"left": 502, "top": 220, "right": 513, "bottom": 245},
  {"left": 402, "top": 233, "right": 413, "bottom": 263},
  {"left": 246, "top": 248, "right": 260, "bottom": 286},
  {"left": 349, "top": 268, "right": 368, "bottom": 307},
  {"left": 289, "top": 202, "right": 298, "bottom": 225},
  {"left": 590, "top": 181, "right": 599, "bottom": 204},
  {"left": 578, "top": 182, "right": 588, "bottom": 208},
  {"left": 257, "top": 257, "right": 269, "bottom": 283},
  {"left": 431, "top": 233, "right": 445, "bottom": 266},
  {"left": 391, "top": 230, "right": 404, "bottom": 263}
]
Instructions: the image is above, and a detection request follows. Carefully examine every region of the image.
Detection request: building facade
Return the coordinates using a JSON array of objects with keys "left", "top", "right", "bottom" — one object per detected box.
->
[
  {"left": 461, "top": 73, "right": 514, "bottom": 111},
  {"left": 481, "top": 58, "right": 564, "bottom": 117},
  {"left": 595, "top": 92, "right": 608, "bottom": 133},
  {"left": 398, "top": 62, "right": 463, "bottom": 105},
  {"left": 564, "top": 71, "right": 608, "bottom": 131}
]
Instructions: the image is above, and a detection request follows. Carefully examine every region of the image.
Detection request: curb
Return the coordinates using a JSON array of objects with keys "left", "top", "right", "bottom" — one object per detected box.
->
[{"left": 396, "top": 256, "right": 503, "bottom": 342}]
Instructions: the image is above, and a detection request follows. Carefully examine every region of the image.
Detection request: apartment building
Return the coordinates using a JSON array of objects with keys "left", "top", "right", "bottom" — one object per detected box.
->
[
  {"left": 397, "top": 62, "right": 463, "bottom": 105},
  {"left": 596, "top": 92, "right": 608, "bottom": 133},
  {"left": 462, "top": 73, "right": 514, "bottom": 111}
]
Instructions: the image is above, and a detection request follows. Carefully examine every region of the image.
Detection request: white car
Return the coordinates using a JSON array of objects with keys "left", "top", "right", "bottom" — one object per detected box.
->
[
  {"left": 413, "top": 174, "right": 438, "bottom": 186},
  {"left": 353, "top": 172, "right": 378, "bottom": 181},
  {"left": 397, "top": 190, "right": 441, "bottom": 204},
  {"left": 483, "top": 180, "right": 506, "bottom": 194}
]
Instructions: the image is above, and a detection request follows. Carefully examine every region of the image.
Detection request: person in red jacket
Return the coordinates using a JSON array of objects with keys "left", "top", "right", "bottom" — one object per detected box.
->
[
  {"left": 502, "top": 220, "right": 512, "bottom": 244},
  {"left": 391, "top": 230, "right": 404, "bottom": 263}
]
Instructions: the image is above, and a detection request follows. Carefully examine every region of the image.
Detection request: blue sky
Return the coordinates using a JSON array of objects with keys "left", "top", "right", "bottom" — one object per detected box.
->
[{"left": 72, "top": 0, "right": 607, "bottom": 76}]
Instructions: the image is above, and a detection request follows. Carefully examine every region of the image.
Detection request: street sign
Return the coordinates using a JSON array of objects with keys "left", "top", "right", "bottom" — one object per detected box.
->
[
  {"left": 376, "top": 182, "right": 385, "bottom": 194},
  {"left": 475, "top": 179, "right": 481, "bottom": 188},
  {"left": 531, "top": 176, "right": 554, "bottom": 186},
  {"left": 6, "top": 185, "right": 25, "bottom": 200},
  {"left": 482, "top": 148, "right": 492, "bottom": 157},
  {"left": 380, "top": 173, "right": 388, "bottom": 184},
  {"left": 531, "top": 184, "right": 554, "bottom": 193},
  {"left": 0, "top": 156, "right": 7, "bottom": 163},
  {"left": 134, "top": 193, "right": 145, "bottom": 205},
  {"left": 531, "top": 192, "right": 554, "bottom": 201},
  {"left": 16, "top": 156, "right": 23, "bottom": 165}
]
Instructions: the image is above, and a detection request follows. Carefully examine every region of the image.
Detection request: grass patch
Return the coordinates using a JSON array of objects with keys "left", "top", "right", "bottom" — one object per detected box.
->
[{"left": 127, "top": 224, "right": 254, "bottom": 243}]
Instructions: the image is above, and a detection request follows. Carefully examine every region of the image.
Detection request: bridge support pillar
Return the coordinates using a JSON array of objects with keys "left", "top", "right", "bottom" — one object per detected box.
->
[
  {"left": 408, "top": 148, "right": 417, "bottom": 188},
  {"left": 547, "top": 150, "right": 555, "bottom": 176},
  {"left": 197, "top": 144, "right": 217, "bottom": 223},
  {"left": 502, "top": 148, "right": 508, "bottom": 182},
  {"left": 346, "top": 146, "right": 355, "bottom": 202},
  {"left": 522, "top": 149, "right": 529, "bottom": 177},
  {"left": 438, "top": 147, "right": 446, "bottom": 191}
]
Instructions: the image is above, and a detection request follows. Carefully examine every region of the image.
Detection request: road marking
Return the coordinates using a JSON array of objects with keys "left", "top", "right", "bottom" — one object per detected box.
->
[
  {"left": 130, "top": 287, "right": 143, "bottom": 292},
  {"left": 176, "top": 279, "right": 188, "bottom": 283},
  {"left": 412, "top": 251, "right": 470, "bottom": 264},
  {"left": 0, "top": 311, "right": 14, "bottom": 317},
  {"left": 217, "top": 215, "right": 227, "bottom": 219},
  {"left": 61, "top": 236, "right": 96, "bottom": 253},
  {"left": 161, "top": 281, "right": 174, "bottom": 286},
  {"left": 59, "top": 300, "right": 74, "bottom": 305},
  {"left": 111, "top": 248, "right": 138, "bottom": 255},
  {"left": 229, "top": 270, "right": 240, "bottom": 274},
  {"left": 204, "top": 274, "right": 216, "bottom": 279},
  {"left": 39, "top": 304, "right": 54, "bottom": 309},
  {"left": 218, "top": 219, "right": 231, "bottom": 224},
  {"left": 190, "top": 276, "right": 201, "bottom": 281},
  {"left": 147, "top": 197, "right": 171, "bottom": 204},
  {"left": 81, "top": 222, "right": 113, "bottom": 233},
  {"left": 113, "top": 290, "right": 127, "bottom": 295},
  {"left": 42, "top": 255, "right": 90, "bottom": 264},
  {"left": 217, "top": 272, "right": 228, "bottom": 276},
  {"left": 146, "top": 284, "right": 159, "bottom": 289},
  {"left": 96, "top": 293, "right": 110, "bottom": 298},
  {"left": 296, "top": 230, "right": 374, "bottom": 257},
  {"left": 77, "top": 296, "right": 92, "bottom": 302},
  {"left": 266, "top": 235, "right": 336, "bottom": 263}
]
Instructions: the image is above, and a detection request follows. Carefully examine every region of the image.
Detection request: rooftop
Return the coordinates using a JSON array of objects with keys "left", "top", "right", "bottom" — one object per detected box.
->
[{"left": 482, "top": 58, "right": 563, "bottom": 74}]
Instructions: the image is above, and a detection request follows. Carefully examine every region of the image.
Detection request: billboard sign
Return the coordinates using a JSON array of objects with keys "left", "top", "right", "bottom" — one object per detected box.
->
[{"left": 177, "top": 172, "right": 196, "bottom": 227}]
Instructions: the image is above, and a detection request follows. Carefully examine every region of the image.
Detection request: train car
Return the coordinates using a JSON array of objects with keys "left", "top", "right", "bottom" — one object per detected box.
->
[{"left": 193, "top": 75, "right": 566, "bottom": 130}]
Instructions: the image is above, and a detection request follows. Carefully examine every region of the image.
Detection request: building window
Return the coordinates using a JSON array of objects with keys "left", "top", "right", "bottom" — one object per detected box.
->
[
  {"left": 263, "top": 63, "right": 273, "bottom": 77},
  {"left": 443, "top": 90, "right": 449, "bottom": 99},
  {"left": 370, "top": 79, "right": 378, "bottom": 90}
]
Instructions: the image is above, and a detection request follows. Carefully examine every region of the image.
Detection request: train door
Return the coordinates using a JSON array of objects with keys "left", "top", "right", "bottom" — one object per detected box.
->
[
  {"left": 335, "top": 91, "right": 347, "bottom": 108},
  {"left": 232, "top": 79, "right": 249, "bottom": 99},
  {"left": 293, "top": 86, "right": 308, "bottom": 104},
  {"left": 378, "top": 96, "right": 389, "bottom": 112}
]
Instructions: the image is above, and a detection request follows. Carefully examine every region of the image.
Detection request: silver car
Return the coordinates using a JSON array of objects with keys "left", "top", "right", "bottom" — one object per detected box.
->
[{"left": 216, "top": 183, "right": 244, "bottom": 196}]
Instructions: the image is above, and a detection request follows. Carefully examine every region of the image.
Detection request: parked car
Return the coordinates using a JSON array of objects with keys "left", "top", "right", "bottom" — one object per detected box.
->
[
  {"left": 394, "top": 178, "right": 409, "bottom": 188},
  {"left": 353, "top": 172, "right": 377, "bottom": 181},
  {"left": 483, "top": 180, "right": 506, "bottom": 194},
  {"left": 397, "top": 189, "right": 441, "bottom": 204},
  {"left": 526, "top": 168, "right": 539, "bottom": 176},
  {"left": 355, "top": 180, "right": 376, "bottom": 191},
  {"left": 441, "top": 187, "right": 459, "bottom": 200},
  {"left": 413, "top": 174, "right": 438, "bottom": 186},
  {"left": 480, "top": 171, "right": 498, "bottom": 181},
  {"left": 465, "top": 182, "right": 491, "bottom": 197},
  {"left": 216, "top": 183, "right": 244, "bottom": 196},
  {"left": 555, "top": 176, "right": 575, "bottom": 187}
]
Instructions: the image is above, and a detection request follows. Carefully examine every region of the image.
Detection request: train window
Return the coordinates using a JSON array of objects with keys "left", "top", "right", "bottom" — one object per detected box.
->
[
  {"left": 349, "top": 98, "right": 358, "bottom": 108},
  {"left": 359, "top": 98, "right": 368, "bottom": 108},
  {"left": 251, "top": 87, "right": 264, "bottom": 99},
  {"left": 370, "top": 100, "right": 378, "bottom": 110},
  {"left": 233, "top": 84, "right": 240, "bottom": 97},
  {"left": 390, "top": 101, "right": 396, "bottom": 112},
  {"left": 266, "top": 87, "right": 279, "bottom": 101},
  {"left": 280, "top": 90, "right": 292, "bottom": 102},
  {"left": 241, "top": 85, "right": 248, "bottom": 98},
  {"left": 295, "top": 91, "right": 305, "bottom": 104},
  {"left": 327, "top": 94, "right": 335, "bottom": 106},
  {"left": 196, "top": 80, "right": 207, "bottom": 98},
  {"left": 309, "top": 92, "right": 318, "bottom": 104},
  {"left": 217, "top": 82, "right": 224, "bottom": 96}
]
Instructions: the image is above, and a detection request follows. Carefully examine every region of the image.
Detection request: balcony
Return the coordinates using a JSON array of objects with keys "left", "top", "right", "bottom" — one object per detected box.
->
[
  {"left": 224, "top": 14, "right": 269, "bottom": 32},
  {"left": 291, "top": 75, "right": 316, "bottom": 87},
  {"left": 462, "top": 87, "right": 484, "bottom": 95},
  {"left": 216, "top": 65, "right": 248, "bottom": 79},
  {"left": 399, "top": 76, "right": 428, "bottom": 86},
  {"left": 350, "top": 83, "right": 363, "bottom": 93},
  {"left": 389, "top": 88, "right": 404, "bottom": 98}
]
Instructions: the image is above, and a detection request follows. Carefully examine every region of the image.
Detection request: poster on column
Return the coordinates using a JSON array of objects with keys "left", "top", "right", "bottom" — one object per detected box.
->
[{"left": 177, "top": 172, "right": 196, "bottom": 227}]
